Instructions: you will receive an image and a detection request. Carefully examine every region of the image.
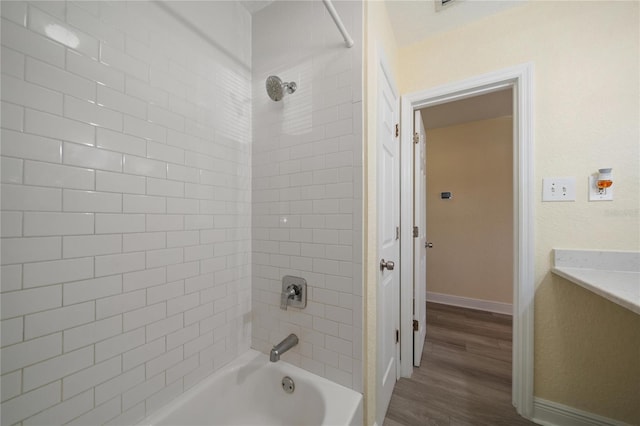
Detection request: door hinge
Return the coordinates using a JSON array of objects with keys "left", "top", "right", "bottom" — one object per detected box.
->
[
  {"left": 395, "top": 226, "right": 399, "bottom": 240},
  {"left": 413, "top": 319, "right": 419, "bottom": 331},
  {"left": 395, "top": 124, "right": 399, "bottom": 138},
  {"left": 395, "top": 329, "right": 399, "bottom": 343},
  {"left": 413, "top": 132, "right": 419, "bottom": 144},
  {"left": 413, "top": 226, "right": 419, "bottom": 238}
]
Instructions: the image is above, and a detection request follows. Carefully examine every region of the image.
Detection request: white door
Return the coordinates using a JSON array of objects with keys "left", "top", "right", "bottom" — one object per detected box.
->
[
  {"left": 413, "top": 111, "right": 427, "bottom": 366},
  {"left": 377, "top": 65, "right": 400, "bottom": 424}
]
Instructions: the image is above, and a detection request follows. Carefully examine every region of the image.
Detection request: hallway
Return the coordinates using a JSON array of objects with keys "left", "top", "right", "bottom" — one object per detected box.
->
[{"left": 384, "top": 303, "right": 536, "bottom": 426}]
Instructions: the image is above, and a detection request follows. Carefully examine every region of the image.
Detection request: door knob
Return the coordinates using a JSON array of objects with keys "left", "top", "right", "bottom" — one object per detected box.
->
[
  {"left": 426, "top": 242, "right": 433, "bottom": 248},
  {"left": 380, "top": 259, "right": 395, "bottom": 271}
]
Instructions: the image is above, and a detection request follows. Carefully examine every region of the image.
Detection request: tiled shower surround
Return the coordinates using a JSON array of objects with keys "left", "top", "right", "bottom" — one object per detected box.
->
[
  {"left": 0, "top": 0, "right": 364, "bottom": 424},
  {"left": 0, "top": 1, "right": 252, "bottom": 424},
  {"left": 251, "top": 1, "right": 363, "bottom": 391}
]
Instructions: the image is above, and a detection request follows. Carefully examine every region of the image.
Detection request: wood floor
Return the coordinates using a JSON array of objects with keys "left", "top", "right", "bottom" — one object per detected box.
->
[{"left": 383, "top": 302, "right": 536, "bottom": 426}]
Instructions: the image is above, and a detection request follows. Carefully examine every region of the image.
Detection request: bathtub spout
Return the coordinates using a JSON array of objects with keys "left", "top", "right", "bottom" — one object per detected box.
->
[{"left": 270, "top": 334, "right": 299, "bottom": 362}]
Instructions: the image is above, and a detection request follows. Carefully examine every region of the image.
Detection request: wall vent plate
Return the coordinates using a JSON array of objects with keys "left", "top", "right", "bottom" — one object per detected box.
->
[
  {"left": 435, "top": 0, "right": 456, "bottom": 12},
  {"left": 282, "top": 275, "right": 307, "bottom": 309}
]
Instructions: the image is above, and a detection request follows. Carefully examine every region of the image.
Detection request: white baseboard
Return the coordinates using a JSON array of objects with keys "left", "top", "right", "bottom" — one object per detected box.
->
[
  {"left": 426, "top": 291, "right": 512, "bottom": 315},
  {"left": 532, "top": 397, "right": 632, "bottom": 426}
]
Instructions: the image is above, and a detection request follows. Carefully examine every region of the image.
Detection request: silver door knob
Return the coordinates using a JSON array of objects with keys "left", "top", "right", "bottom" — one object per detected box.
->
[
  {"left": 426, "top": 242, "right": 433, "bottom": 248},
  {"left": 380, "top": 259, "right": 395, "bottom": 271}
]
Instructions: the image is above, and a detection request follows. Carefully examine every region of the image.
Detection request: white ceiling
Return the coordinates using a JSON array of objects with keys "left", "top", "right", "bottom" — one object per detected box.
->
[
  {"left": 385, "top": 0, "right": 527, "bottom": 47},
  {"left": 239, "top": 0, "right": 273, "bottom": 14},
  {"left": 238, "top": 1, "right": 527, "bottom": 48}
]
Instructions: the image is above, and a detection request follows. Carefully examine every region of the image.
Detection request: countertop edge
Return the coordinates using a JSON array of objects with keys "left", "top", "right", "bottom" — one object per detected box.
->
[{"left": 551, "top": 266, "right": 640, "bottom": 315}]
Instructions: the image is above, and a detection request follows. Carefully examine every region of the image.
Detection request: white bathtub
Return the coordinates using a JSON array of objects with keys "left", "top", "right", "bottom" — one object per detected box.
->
[{"left": 139, "top": 349, "right": 363, "bottom": 426}]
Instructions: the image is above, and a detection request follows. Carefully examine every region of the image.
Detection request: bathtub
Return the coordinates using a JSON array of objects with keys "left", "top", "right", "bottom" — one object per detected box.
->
[{"left": 139, "top": 349, "right": 363, "bottom": 426}]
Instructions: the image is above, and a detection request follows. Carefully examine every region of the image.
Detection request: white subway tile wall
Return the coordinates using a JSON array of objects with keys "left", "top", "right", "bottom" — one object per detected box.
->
[
  {"left": 251, "top": 1, "right": 363, "bottom": 392},
  {"left": 0, "top": 1, "right": 252, "bottom": 424}
]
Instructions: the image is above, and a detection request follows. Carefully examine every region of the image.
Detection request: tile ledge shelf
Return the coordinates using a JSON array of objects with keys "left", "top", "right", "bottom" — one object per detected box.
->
[{"left": 552, "top": 249, "right": 640, "bottom": 315}]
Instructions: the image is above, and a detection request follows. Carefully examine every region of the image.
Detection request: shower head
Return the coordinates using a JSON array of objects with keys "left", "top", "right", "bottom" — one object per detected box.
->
[{"left": 266, "top": 75, "right": 297, "bottom": 102}]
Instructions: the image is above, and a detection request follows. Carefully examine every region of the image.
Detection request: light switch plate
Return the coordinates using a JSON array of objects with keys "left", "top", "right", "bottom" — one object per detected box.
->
[{"left": 542, "top": 177, "right": 576, "bottom": 202}]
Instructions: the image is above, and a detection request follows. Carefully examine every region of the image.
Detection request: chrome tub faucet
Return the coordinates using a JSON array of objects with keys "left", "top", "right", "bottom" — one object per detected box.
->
[{"left": 270, "top": 334, "right": 299, "bottom": 362}]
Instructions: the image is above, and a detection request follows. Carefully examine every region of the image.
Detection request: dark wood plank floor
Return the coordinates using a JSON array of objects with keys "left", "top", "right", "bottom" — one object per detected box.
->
[{"left": 384, "top": 302, "right": 536, "bottom": 426}]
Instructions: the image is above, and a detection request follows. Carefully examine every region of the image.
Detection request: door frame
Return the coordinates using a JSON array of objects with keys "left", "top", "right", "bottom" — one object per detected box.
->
[{"left": 398, "top": 63, "right": 535, "bottom": 418}]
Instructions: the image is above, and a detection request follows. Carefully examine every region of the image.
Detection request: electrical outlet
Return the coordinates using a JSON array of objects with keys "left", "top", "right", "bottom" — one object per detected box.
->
[
  {"left": 588, "top": 176, "right": 613, "bottom": 201},
  {"left": 542, "top": 177, "right": 576, "bottom": 202}
]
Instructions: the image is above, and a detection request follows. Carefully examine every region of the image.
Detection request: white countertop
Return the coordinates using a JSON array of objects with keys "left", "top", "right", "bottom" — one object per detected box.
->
[{"left": 551, "top": 249, "right": 640, "bottom": 315}]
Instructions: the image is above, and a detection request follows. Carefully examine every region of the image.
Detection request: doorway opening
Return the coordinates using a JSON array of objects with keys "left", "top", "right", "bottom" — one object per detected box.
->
[
  {"left": 411, "top": 88, "right": 514, "bottom": 369},
  {"left": 421, "top": 88, "right": 514, "bottom": 316},
  {"left": 398, "top": 64, "right": 534, "bottom": 419}
]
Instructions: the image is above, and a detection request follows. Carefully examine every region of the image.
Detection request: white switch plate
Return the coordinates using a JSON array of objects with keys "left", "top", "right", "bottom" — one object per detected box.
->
[
  {"left": 542, "top": 177, "right": 576, "bottom": 202},
  {"left": 588, "top": 176, "right": 613, "bottom": 201}
]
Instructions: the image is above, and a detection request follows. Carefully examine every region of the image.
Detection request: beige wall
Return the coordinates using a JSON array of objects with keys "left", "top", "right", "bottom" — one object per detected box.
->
[
  {"left": 398, "top": 1, "right": 640, "bottom": 423},
  {"left": 536, "top": 274, "right": 640, "bottom": 421},
  {"left": 363, "top": 1, "right": 399, "bottom": 424},
  {"left": 426, "top": 117, "right": 513, "bottom": 305}
]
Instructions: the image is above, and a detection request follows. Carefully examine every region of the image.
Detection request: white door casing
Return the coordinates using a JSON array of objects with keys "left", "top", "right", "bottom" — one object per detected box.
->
[
  {"left": 376, "top": 52, "right": 400, "bottom": 425},
  {"left": 413, "top": 110, "right": 427, "bottom": 367},
  {"left": 398, "top": 63, "right": 534, "bottom": 419}
]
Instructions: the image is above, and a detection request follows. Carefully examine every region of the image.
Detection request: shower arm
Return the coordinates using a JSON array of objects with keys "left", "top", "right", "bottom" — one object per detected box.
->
[{"left": 322, "top": 0, "right": 354, "bottom": 48}]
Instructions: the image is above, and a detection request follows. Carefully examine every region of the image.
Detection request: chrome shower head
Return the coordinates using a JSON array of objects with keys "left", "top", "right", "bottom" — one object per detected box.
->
[{"left": 266, "top": 75, "right": 297, "bottom": 102}]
